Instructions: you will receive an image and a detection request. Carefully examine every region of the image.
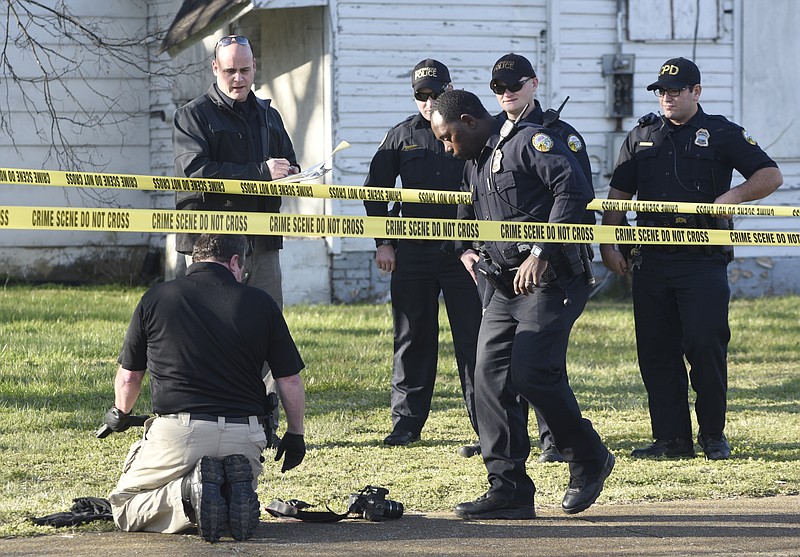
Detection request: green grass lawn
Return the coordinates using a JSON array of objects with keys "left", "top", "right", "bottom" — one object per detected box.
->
[{"left": 0, "top": 285, "right": 798, "bottom": 537}]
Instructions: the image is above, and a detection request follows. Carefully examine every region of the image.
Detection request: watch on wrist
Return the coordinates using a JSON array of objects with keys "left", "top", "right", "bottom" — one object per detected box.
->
[
  {"left": 378, "top": 239, "right": 394, "bottom": 247},
  {"left": 531, "top": 244, "right": 543, "bottom": 259}
]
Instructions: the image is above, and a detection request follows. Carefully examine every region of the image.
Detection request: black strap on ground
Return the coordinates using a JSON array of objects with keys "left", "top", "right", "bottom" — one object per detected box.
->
[{"left": 266, "top": 499, "right": 349, "bottom": 523}]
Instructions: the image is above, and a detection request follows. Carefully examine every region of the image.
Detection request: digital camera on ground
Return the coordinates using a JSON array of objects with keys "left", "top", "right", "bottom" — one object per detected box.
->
[{"left": 347, "top": 485, "right": 404, "bottom": 521}]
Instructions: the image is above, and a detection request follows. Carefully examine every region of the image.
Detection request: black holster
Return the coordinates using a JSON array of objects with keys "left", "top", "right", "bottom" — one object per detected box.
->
[
  {"left": 473, "top": 258, "right": 516, "bottom": 298},
  {"left": 264, "top": 392, "right": 280, "bottom": 448}
]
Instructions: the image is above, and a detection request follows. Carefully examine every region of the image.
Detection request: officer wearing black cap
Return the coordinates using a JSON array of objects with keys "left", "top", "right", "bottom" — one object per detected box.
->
[
  {"left": 490, "top": 53, "right": 595, "bottom": 222},
  {"left": 488, "top": 52, "right": 597, "bottom": 464},
  {"left": 431, "top": 89, "right": 614, "bottom": 520},
  {"left": 363, "top": 59, "right": 482, "bottom": 452},
  {"left": 600, "top": 57, "right": 783, "bottom": 461}
]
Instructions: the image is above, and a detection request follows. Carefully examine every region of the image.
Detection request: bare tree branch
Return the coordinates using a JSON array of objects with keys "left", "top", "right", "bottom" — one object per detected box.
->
[{"left": 1, "top": 0, "right": 204, "bottom": 205}]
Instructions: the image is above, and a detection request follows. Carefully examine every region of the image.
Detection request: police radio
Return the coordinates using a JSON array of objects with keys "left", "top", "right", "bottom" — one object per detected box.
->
[
  {"left": 497, "top": 103, "right": 529, "bottom": 148},
  {"left": 542, "top": 96, "right": 570, "bottom": 127},
  {"left": 489, "top": 104, "right": 529, "bottom": 180}
]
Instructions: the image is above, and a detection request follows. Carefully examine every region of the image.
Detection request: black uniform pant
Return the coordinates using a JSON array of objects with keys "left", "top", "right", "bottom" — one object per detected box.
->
[
  {"left": 476, "top": 274, "right": 608, "bottom": 504},
  {"left": 632, "top": 250, "right": 730, "bottom": 440},
  {"left": 390, "top": 241, "right": 482, "bottom": 436},
  {"left": 478, "top": 276, "right": 553, "bottom": 452}
]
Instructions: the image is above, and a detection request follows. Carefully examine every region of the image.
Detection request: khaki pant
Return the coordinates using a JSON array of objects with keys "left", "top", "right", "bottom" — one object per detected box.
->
[{"left": 109, "top": 415, "right": 268, "bottom": 533}]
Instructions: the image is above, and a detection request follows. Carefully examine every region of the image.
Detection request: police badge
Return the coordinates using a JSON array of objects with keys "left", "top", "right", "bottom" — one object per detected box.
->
[
  {"left": 491, "top": 149, "right": 503, "bottom": 173},
  {"left": 695, "top": 128, "right": 710, "bottom": 147}
]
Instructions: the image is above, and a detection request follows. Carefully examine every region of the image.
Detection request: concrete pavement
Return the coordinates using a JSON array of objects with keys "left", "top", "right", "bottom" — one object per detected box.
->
[{"left": 3, "top": 495, "right": 798, "bottom": 556}]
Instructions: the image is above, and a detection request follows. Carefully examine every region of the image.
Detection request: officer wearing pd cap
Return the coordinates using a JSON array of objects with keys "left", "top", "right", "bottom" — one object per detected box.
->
[
  {"left": 600, "top": 57, "right": 783, "bottom": 460},
  {"left": 487, "top": 52, "right": 598, "bottom": 464},
  {"left": 432, "top": 89, "right": 613, "bottom": 520},
  {"left": 363, "top": 59, "right": 482, "bottom": 453}
]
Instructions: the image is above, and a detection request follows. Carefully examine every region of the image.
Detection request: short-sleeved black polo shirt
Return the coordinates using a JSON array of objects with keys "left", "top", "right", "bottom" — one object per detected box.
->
[{"left": 118, "top": 262, "right": 304, "bottom": 416}]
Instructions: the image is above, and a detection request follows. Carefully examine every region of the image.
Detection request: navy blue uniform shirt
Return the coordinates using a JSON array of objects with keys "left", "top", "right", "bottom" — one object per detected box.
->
[
  {"left": 464, "top": 120, "right": 593, "bottom": 268},
  {"left": 498, "top": 99, "right": 594, "bottom": 193},
  {"left": 364, "top": 112, "right": 465, "bottom": 246},
  {"left": 610, "top": 105, "right": 777, "bottom": 224}
]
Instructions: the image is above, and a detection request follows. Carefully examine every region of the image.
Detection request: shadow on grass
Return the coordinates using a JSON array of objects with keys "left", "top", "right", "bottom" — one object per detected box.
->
[
  {"left": 306, "top": 435, "right": 478, "bottom": 451},
  {"left": 728, "top": 375, "right": 800, "bottom": 413}
]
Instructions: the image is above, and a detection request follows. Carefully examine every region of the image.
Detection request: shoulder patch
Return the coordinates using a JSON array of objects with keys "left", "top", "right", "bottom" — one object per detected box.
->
[
  {"left": 567, "top": 134, "right": 583, "bottom": 152},
  {"left": 531, "top": 133, "right": 554, "bottom": 152},
  {"left": 742, "top": 129, "right": 758, "bottom": 146}
]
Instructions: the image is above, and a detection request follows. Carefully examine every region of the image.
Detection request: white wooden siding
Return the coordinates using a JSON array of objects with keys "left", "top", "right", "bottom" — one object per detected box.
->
[
  {"left": 334, "top": 0, "right": 548, "bottom": 256},
  {"left": 1, "top": 0, "right": 797, "bottom": 294},
  {"left": 0, "top": 1, "right": 155, "bottom": 264}
]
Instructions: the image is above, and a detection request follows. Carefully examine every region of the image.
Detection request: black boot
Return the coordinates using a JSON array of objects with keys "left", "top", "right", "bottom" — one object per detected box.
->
[
  {"left": 181, "top": 456, "right": 227, "bottom": 543},
  {"left": 223, "top": 454, "right": 260, "bottom": 541},
  {"left": 631, "top": 438, "right": 695, "bottom": 458}
]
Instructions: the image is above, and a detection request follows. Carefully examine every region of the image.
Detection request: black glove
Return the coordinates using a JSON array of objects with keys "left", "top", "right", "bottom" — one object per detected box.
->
[
  {"left": 72, "top": 497, "right": 112, "bottom": 515},
  {"left": 104, "top": 406, "right": 131, "bottom": 432},
  {"left": 31, "top": 497, "right": 113, "bottom": 527},
  {"left": 274, "top": 432, "right": 305, "bottom": 473}
]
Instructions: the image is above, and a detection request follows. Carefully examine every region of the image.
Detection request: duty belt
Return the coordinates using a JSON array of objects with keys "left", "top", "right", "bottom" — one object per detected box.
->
[
  {"left": 639, "top": 213, "right": 732, "bottom": 258},
  {"left": 158, "top": 413, "right": 264, "bottom": 425}
]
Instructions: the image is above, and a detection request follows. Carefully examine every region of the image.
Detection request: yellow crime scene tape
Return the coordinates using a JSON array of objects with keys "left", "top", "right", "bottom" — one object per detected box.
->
[
  {"left": 0, "top": 167, "right": 472, "bottom": 206},
  {"left": 3, "top": 205, "right": 800, "bottom": 247},
  {"left": 584, "top": 198, "right": 800, "bottom": 218},
  {"left": 3, "top": 166, "right": 799, "bottom": 217}
]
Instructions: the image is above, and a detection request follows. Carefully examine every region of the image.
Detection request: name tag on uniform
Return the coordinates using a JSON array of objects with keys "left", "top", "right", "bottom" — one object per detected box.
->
[{"left": 637, "top": 141, "right": 654, "bottom": 147}]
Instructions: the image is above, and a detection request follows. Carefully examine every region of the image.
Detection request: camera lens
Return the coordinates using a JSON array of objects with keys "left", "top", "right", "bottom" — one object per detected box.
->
[{"left": 383, "top": 499, "right": 404, "bottom": 519}]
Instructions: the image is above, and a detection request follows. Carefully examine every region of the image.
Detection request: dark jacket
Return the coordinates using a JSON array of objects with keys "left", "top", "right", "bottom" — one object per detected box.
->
[
  {"left": 173, "top": 84, "right": 298, "bottom": 253},
  {"left": 497, "top": 99, "right": 596, "bottom": 224},
  {"left": 464, "top": 120, "right": 592, "bottom": 267},
  {"left": 363, "top": 112, "right": 465, "bottom": 246}
]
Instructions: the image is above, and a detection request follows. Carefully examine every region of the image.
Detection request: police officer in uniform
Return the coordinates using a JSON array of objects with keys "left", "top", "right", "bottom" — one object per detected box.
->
[
  {"left": 489, "top": 52, "right": 597, "bottom": 463},
  {"left": 363, "top": 59, "right": 482, "bottom": 451},
  {"left": 600, "top": 57, "right": 782, "bottom": 460},
  {"left": 432, "top": 90, "right": 613, "bottom": 519},
  {"left": 490, "top": 53, "right": 595, "bottom": 224}
]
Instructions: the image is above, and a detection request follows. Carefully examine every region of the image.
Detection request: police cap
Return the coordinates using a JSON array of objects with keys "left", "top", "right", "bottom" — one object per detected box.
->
[
  {"left": 491, "top": 53, "right": 536, "bottom": 89},
  {"left": 647, "top": 57, "right": 701, "bottom": 91},
  {"left": 412, "top": 59, "right": 451, "bottom": 92}
]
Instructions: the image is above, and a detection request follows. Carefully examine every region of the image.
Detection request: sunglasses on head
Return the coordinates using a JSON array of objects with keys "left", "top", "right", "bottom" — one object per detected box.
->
[
  {"left": 413, "top": 86, "right": 447, "bottom": 102},
  {"left": 216, "top": 35, "right": 250, "bottom": 52},
  {"left": 491, "top": 77, "right": 532, "bottom": 95}
]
